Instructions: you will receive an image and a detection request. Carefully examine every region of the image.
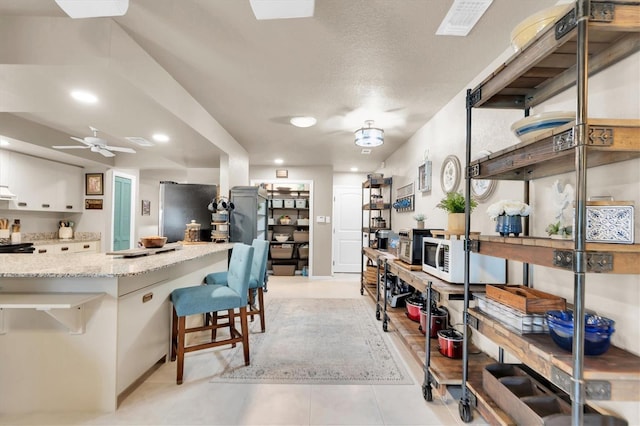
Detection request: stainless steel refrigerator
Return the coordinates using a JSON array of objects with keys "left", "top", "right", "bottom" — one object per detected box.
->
[
  {"left": 230, "top": 186, "right": 268, "bottom": 244},
  {"left": 159, "top": 181, "right": 217, "bottom": 243}
]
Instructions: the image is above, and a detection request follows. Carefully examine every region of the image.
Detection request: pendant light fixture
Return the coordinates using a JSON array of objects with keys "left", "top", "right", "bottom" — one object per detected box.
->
[{"left": 354, "top": 120, "right": 384, "bottom": 147}]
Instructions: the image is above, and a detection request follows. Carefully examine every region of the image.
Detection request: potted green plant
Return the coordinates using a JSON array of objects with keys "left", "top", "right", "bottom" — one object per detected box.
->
[
  {"left": 436, "top": 191, "right": 477, "bottom": 232},
  {"left": 413, "top": 213, "right": 426, "bottom": 229},
  {"left": 545, "top": 221, "right": 573, "bottom": 239}
]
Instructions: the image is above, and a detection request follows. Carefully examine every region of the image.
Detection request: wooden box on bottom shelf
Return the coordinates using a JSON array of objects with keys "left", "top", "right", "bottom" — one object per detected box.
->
[{"left": 272, "top": 264, "right": 295, "bottom": 276}]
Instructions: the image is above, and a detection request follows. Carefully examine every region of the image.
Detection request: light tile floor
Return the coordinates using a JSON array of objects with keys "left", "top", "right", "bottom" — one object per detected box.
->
[{"left": 1, "top": 274, "right": 489, "bottom": 426}]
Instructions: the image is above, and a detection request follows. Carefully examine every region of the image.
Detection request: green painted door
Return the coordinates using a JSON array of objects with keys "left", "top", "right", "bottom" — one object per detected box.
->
[{"left": 113, "top": 175, "right": 132, "bottom": 251}]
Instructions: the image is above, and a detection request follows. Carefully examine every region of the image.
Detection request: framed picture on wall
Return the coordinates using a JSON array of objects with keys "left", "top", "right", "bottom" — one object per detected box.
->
[
  {"left": 142, "top": 200, "right": 151, "bottom": 216},
  {"left": 85, "top": 173, "right": 104, "bottom": 196},
  {"left": 417, "top": 161, "right": 432, "bottom": 192}
]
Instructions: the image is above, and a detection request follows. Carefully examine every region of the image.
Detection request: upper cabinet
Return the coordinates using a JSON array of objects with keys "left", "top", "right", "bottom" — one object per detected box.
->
[{"left": 2, "top": 150, "right": 83, "bottom": 213}]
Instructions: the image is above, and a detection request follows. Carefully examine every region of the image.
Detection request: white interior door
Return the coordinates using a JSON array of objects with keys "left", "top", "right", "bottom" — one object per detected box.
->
[{"left": 332, "top": 185, "right": 362, "bottom": 273}]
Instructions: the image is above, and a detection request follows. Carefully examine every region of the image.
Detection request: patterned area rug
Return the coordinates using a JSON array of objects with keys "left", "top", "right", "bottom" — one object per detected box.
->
[{"left": 210, "top": 298, "right": 413, "bottom": 384}]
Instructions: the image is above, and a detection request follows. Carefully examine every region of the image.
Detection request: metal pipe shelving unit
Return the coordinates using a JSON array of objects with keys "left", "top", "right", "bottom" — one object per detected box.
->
[{"left": 459, "top": 1, "right": 640, "bottom": 424}]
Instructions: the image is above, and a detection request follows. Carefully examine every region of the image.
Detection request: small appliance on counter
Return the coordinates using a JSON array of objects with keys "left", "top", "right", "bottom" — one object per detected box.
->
[
  {"left": 405, "top": 291, "right": 425, "bottom": 322},
  {"left": 398, "top": 228, "right": 441, "bottom": 265},
  {"left": 437, "top": 328, "right": 464, "bottom": 359},
  {"left": 422, "top": 236, "right": 506, "bottom": 284},
  {"left": 375, "top": 229, "right": 390, "bottom": 251},
  {"left": 419, "top": 302, "right": 449, "bottom": 338}
]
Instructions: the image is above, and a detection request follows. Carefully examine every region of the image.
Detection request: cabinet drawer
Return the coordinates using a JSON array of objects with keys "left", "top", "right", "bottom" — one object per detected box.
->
[{"left": 73, "top": 241, "right": 99, "bottom": 253}]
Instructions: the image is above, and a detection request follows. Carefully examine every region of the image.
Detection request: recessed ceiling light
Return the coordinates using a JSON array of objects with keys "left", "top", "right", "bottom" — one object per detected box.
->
[
  {"left": 274, "top": 158, "right": 284, "bottom": 165},
  {"left": 350, "top": 167, "right": 358, "bottom": 172},
  {"left": 70, "top": 90, "right": 98, "bottom": 104},
  {"left": 152, "top": 133, "right": 170, "bottom": 143},
  {"left": 290, "top": 116, "right": 317, "bottom": 128}
]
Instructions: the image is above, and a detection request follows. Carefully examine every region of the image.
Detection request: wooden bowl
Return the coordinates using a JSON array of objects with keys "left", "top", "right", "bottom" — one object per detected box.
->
[{"left": 140, "top": 236, "right": 167, "bottom": 248}]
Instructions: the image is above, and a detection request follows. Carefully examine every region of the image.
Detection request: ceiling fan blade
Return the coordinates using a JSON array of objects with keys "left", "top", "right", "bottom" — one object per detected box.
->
[
  {"left": 71, "top": 136, "right": 92, "bottom": 145},
  {"left": 98, "top": 148, "right": 116, "bottom": 158},
  {"left": 104, "top": 145, "right": 136, "bottom": 154},
  {"left": 52, "top": 145, "right": 90, "bottom": 150}
]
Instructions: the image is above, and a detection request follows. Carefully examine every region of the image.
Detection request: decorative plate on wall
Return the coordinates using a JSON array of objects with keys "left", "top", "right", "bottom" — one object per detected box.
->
[
  {"left": 440, "top": 155, "right": 461, "bottom": 193},
  {"left": 470, "top": 150, "right": 497, "bottom": 201}
]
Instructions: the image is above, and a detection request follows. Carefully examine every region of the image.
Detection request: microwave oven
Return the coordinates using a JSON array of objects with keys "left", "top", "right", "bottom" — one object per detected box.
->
[
  {"left": 422, "top": 236, "right": 506, "bottom": 284},
  {"left": 398, "top": 228, "right": 440, "bottom": 265}
]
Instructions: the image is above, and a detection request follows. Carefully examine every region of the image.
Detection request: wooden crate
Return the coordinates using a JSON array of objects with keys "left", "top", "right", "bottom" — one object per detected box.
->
[
  {"left": 486, "top": 285, "right": 566, "bottom": 314},
  {"left": 482, "top": 364, "right": 569, "bottom": 426}
]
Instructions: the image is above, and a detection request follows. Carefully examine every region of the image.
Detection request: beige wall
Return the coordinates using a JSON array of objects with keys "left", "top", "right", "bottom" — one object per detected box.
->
[{"left": 250, "top": 165, "right": 333, "bottom": 277}]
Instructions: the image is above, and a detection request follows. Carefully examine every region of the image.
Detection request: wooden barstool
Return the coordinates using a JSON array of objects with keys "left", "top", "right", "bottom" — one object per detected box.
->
[{"left": 169, "top": 243, "right": 254, "bottom": 385}]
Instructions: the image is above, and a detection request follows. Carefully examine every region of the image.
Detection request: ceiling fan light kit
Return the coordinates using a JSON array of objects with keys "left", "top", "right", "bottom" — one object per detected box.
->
[
  {"left": 249, "top": 0, "right": 314, "bottom": 20},
  {"left": 55, "top": 0, "right": 129, "bottom": 19},
  {"left": 354, "top": 121, "right": 384, "bottom": 148}
]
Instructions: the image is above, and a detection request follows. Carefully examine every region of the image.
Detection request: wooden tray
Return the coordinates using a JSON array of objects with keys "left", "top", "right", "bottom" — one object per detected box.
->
[
  {"left": 430, "top": 230, "right": 480, "bottom": 240},
  {"left": 106, "top": 242, "right": 183, "bottom": 258},
  {"left": 393, "top": 259, "right": 422, "bottom": 270},
  {"left": 486, "top": 285, "right": 565, "bottom": 314}
]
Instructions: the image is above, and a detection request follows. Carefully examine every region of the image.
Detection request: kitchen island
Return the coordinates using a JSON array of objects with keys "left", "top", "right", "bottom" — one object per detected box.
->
[{"left": 0, "top": 243, "right": 233, "bottom": 413}]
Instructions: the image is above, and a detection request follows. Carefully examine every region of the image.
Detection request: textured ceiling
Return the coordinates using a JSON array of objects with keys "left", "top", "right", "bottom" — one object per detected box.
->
[{"left": 0, "top": 0, "right": 559, "bottom": 172}]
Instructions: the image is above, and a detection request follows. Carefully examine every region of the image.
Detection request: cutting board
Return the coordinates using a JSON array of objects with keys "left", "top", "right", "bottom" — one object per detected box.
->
[{"left": 106, "top": 242, "right": 183, "bottom": 258}]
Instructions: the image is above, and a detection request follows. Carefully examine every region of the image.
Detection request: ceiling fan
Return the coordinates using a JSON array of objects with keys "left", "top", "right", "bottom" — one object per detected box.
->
[{"left": 53, "top": 127, "right": 136, "bottom": 158}]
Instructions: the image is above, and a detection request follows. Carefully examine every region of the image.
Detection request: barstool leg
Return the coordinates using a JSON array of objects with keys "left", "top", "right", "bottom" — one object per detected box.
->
[
  {"left": 176, "top": 315, "right": 186, "bottom": 385},
  {"left": 257, "top": 287, "right": 265, "bottom": 332},
  {"left": 171, "top": 307, "right": 178, "bottom": 361},
  {"left": 239, "top": 306, "right": 250, "bottom": 365}
]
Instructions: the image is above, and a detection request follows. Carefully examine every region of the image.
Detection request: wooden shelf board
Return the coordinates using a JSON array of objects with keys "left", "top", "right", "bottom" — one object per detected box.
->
[
  {"left": 469, "top": 308, "right": 640, "bottom": 401},
  {"left": 469, "top": 120, "right": 640, "bottom": 181},
  {"left": 471, "top": 6, "right": 640, "bottom": 109},
  {"left": 363, "top": 178, "right": 392, "bottom": 188},
  {"left": 473, "top": 236, "right": 640, "bottom": 274}
]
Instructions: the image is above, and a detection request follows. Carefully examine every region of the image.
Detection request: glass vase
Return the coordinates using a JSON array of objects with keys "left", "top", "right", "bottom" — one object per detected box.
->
[{"left": 496, "top": 215, "right": 522, "bottom": 237}]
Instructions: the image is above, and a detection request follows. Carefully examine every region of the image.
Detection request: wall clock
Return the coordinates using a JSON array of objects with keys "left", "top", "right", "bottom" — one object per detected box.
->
[
  {"left": 440, "top": 155, "right": 461, "bottom": 193},
  {"left": 470, "top": 150, "right": 497, "bottom": 201}
]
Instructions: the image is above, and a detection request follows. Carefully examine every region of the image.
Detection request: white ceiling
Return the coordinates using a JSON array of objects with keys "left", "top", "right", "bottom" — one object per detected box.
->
[{"left": 0, "top": 0, "right": 559, "bottom": 172}]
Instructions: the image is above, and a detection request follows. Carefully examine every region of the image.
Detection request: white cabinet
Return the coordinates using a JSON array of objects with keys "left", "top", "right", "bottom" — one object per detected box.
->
[
  {"left": 117, "top": 277, "right": 171, "bottom": 394},
  {"left": 7, "top": 152, "right": 83, "bottom": 212},
  {"left": 32, "top": 241, "right": 99, "bottom": 254}
]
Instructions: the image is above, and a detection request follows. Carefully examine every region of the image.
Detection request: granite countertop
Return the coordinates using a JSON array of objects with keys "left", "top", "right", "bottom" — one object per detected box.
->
[{"left": 0, "top": 243, "right": 233, "bottom": 278}]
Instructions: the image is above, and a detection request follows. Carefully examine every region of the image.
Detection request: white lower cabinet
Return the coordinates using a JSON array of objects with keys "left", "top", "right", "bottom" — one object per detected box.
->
[
  {"left": 116, "top": 278, "right": 172, "bottom": 394},
  {"left": 32, "top": 241, "right": 99, "bottom": 254}
]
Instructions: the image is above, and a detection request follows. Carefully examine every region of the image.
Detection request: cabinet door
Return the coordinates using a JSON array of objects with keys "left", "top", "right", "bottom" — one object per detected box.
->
[
  {"left": 8, "top": 153, "right": 56, "bottom": 211},
  {"left": 116, "top": 280, "right": 171, "bottom": 394},
  {"left": 56, "top": 162, "right": 83, "bottom": 213},
  {"left": 7, "top": 152, "right": 83, "bottom": 212}
]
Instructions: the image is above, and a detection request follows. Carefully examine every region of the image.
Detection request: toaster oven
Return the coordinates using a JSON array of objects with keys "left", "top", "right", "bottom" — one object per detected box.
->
[{"left": 398, "top": 228, "right": 440, "bottom": 265}]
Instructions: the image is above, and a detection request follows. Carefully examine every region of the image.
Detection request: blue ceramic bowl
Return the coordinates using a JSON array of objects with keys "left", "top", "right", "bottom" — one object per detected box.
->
[{"left": 546, "top": 310, "right": 615, "bottom": 356}]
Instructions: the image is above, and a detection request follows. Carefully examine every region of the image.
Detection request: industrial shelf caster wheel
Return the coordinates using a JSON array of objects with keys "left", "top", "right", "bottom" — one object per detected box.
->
[
  {"left": 360, "top": 288, "right": 364, "bottom": 295},
  {"left": 382, "top": 320, "right": 388, "bottom": 332},
  {"left": 376, "top": 308, "right": 381, "bottom": 320},
  {"left": 422, "top": 384, "right": 433, "bottom": 401},
  {"left": 459, "top": 401, "right": 473, "bottom": 423}
]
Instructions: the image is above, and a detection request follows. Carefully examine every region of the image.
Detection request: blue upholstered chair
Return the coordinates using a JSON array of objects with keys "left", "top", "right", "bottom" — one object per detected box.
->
[
  {"left": 170, "top": 243, "right": 254, "bottom": 385},
  {"left": 205, "top": 239, "right": 269, "bottom": 332}
]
